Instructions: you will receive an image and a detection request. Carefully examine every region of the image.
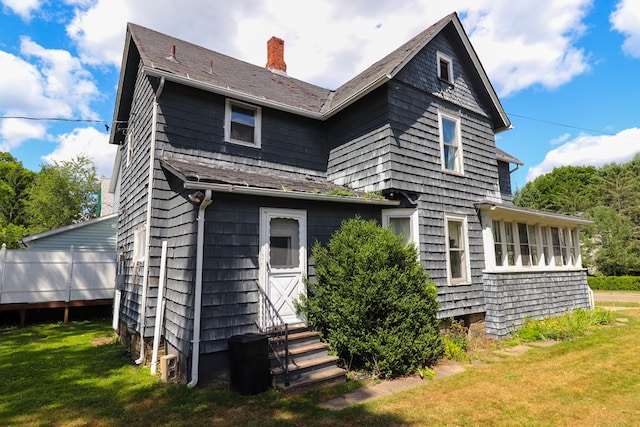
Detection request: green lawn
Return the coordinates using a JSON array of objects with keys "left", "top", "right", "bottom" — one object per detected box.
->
[{"left": 1, "top": 309, "right": 639, "bottom": 426}]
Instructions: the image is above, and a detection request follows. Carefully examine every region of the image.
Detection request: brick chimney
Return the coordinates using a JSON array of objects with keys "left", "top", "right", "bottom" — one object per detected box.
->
[{"left": 266, "top": 36, "right": 287, "bottom": 76}]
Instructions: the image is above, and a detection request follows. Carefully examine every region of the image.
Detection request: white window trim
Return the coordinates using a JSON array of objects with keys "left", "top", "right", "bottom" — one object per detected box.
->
[
  {"left": 382, "top": 208, "right": 420, "bottom": 248},
  {"left": 224, "top": 98, "right": 262, "bottom": 148},
  {"left": 438, "top": 110, "right": 464, "bottom": 175},
  {"left": 445, "top": 213, "right": 471, "bottom": 286},
  {"left": 436, "top": 51, "right": 454, "bottom": 83}
]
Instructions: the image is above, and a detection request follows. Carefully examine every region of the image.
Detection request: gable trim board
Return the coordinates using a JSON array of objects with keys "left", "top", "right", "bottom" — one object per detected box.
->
[{"left": 108, "top": 11, "right": 592, "bottom": 386}]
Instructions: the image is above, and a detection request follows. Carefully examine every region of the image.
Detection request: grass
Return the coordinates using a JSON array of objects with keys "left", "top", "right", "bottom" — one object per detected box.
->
[{"left": 1, "top": 309, "right": 639, "bottom": 426}]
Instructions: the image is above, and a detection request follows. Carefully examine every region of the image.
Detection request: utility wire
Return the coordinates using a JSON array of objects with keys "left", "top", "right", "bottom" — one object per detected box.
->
[
  {"left": 0, "top": 116, "right": 110, "bottom": 131},
  {"left": 0, "top": 113, "right": 615, "bottom": 136},
  {"left": 506, "top": 112, "right": 615, "bottom": 136}
]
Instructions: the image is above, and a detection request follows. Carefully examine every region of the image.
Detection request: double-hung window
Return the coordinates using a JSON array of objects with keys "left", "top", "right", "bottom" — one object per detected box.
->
[
  {"left": 225, "top": 99, "right": 261, "bottom": 147},
  {"left": 439, "top": 112, "right": 463, "bottom": 173},
  {"left": 445, "top": 214, "right": 470, "bottom": 285}
]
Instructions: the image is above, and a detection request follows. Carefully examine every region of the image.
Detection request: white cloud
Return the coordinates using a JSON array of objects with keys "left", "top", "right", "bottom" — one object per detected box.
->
[
  {"left": 0, "top": 119, "right": 46, "bottom": 151},
  {"left": 550, "top": 133, "right": 571, "bottom": 146},
  {"left": 0, "top": 0, "right": 41, "bottom": 20},
  {"left": 0, "top": 39, "right": 100, "bottom": 149},
  {"left": 64, "top": 0, "right": 593, "bottom": 95},
  {"left": 20, "top": 37, "right": 99, "bottom": 118},
  {"left": 462, "top": 0, "right": 592, "bottom": 97},
  {"left": 610, "top": 0, "right": 640, "bottom": 57},
  {"left": 42, "top": 127, "right": 117, "bottom": 178},
  {"left": 526, "top": 128, "right": 640, "bottom": 181}
]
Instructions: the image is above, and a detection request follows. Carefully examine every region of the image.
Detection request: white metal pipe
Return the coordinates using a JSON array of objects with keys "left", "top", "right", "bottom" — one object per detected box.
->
[
  {"left": 150, "top": 240, "right": 168, "bottom": 374},
  {"left": 187, "top": 190, "right": 213, "bottom": 388}
]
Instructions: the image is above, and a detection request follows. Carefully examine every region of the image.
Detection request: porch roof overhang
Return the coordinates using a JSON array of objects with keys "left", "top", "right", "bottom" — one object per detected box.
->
[
  {"left": 161, "top": 156, "right": 400, "bottom": 206},
  {"left": 475, "top": 201, "right": 592, "bottom": 227}
]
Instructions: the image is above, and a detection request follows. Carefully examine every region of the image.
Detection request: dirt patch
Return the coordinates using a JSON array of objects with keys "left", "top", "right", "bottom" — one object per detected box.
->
[
  {"left": 91, "top": 337, "right": 113, "bottom": 346},
  {"left": 594, "top": 291, "right": 640, "bottom": 303}
]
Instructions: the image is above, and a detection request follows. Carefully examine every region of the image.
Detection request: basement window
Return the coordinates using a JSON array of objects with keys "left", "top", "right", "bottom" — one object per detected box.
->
[
  {"left": 437, "top": 51, "right": 453, "bottom": 83},
  {"left": 225, "top": 99, "right": 262, "bottom": 148}
]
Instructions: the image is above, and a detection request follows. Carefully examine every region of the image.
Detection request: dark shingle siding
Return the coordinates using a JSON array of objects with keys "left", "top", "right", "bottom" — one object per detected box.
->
[
  {"left": 157, "top": 83, "right": 329, "bottom": 175},
  {"left": 117, "top": 62, "right": 157, "bottom": 333}
]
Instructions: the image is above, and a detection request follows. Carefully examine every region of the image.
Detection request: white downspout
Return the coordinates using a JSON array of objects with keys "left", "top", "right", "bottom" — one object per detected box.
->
[
  {"left": 150, "top": 240, "right": 168, "bottom": 374},
  {"left": 136, "top": 76, "right": 165, "bottom": 365},
  {"left": 187, "top": 190, "right": 213, "bottom": 388}
]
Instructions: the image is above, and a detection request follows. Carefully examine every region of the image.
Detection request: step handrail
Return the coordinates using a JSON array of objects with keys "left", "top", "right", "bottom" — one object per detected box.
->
[{"left": 253, "top": 280, "right": 289, "bottom": 387}]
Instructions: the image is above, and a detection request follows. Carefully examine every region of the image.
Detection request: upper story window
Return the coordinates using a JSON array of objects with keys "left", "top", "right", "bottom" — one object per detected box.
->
[
  {"left": 445, "top": 213, "right": 470, "bottom": 285},
  {"left": 225, "top": 99, "right": 262, "bottom": 148},
  {"left": 438, "top": 111, "right": 463, "bottom": 174},
  {"left": 437, "top": 51, "right": 453, "bottom": 84}
]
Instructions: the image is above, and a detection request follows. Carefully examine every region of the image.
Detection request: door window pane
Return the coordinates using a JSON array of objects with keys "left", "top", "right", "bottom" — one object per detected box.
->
[{"left": 270, "top": 218, "right": 299, "bottom": 268}]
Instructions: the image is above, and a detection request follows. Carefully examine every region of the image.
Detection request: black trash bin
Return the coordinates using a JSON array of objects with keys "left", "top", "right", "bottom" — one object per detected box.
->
[{"left": 228, "top": 333, "right": 270, "bottom": 395}]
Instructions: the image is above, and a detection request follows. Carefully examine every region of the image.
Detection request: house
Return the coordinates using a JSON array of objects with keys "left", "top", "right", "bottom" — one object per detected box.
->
[{"left": 108, "top": 12, "right": 592, "bottom": 388}]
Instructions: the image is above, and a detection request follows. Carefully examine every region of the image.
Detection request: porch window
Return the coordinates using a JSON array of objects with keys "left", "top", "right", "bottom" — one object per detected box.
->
[
  {"left": 490, "top": 221, "right": 582, "bottom": 270},
  {"left": 492, "top": 220, "right": 503, "bottom": 266},
  {"left": 225, "top": 99, "right": 261, "bottom": 148},
  {"left": 439, "top": 112, "right": 463, "bottom": 174},
  {"left": 504, "top": 222, "right": 516, "bottom": 266},
  {"left": 541, "top": 226, "right": 552, "bottom": 266},
  {"left": 528, "top": 225, "right": 539, "bottom": 266},
  {"left": 551, "top": 227, "right": 564, "bottom": 266},
  {"left": 445, "top": 214, "right": 470, "bottom": 285}
]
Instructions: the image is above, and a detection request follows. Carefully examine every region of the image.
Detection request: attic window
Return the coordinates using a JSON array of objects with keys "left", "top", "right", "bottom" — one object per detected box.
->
[
  {"left": 225, "top": 99, "right": 262, "bottom": 148},
  {"left": 437, "top": 51, "right": 453, "bottom": 84}
]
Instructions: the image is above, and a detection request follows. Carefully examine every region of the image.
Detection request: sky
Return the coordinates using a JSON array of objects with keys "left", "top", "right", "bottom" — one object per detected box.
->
[{"left": 1, "top": 0, "right": 639, "bottom": 190}]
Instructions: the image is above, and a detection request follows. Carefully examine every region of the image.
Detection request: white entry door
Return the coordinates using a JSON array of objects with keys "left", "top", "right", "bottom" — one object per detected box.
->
[{"left": 260, "top": 208, "right": 307, "bottom": 326}]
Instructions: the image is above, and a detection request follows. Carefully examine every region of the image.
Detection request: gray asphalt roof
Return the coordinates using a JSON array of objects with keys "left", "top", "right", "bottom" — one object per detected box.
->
[{"left": 126, "top": 13, "right": 456, "bottom": 116}]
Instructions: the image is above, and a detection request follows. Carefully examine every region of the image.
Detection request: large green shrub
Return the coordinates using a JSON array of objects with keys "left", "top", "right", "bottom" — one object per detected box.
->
[
  {"left": 298, "top": 217, "right": 443, "bottom": 378},
  {"left": 588, "top": 276, "right": 640, "bottom": 291}
]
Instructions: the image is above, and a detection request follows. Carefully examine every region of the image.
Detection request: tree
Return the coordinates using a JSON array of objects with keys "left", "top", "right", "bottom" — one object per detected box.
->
[
  {"left": 582, "top": 206, "right": 640, "bottom": 276},
  {"left": 514, "top": 165, "right": 598, "bottom": 215},
  {"left": 0, "top": 153, "right": 35, "bottom": 248},
  {"left": 25, "top": 155, "right": 99, "bottom": 234},
  {"left": 298, "top": 217, "right": 443, "bottom": 378}
]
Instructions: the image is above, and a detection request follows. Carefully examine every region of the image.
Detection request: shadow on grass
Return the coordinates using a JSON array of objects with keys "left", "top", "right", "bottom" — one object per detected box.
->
[{"left": 0, "top": 320, "right": 405, "bottom": 426}]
